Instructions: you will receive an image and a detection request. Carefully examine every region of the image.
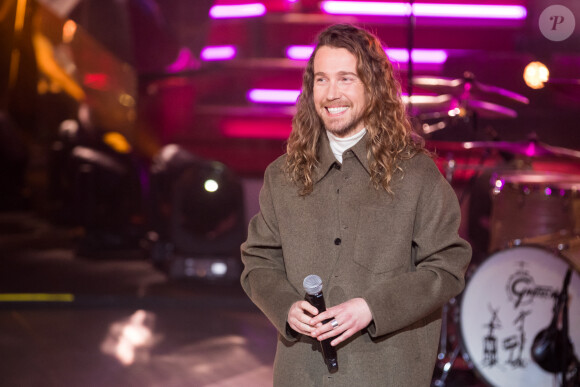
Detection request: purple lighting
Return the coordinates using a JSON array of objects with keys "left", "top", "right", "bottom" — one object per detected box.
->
[
  {"left": 414, "top": 3, "right": 526, "bottom": 19},
  {"left": 320, "top": 2, "right": 527, "bottom": 19},
  {"left": 386, "top": 49, "right": 448, "bottom": 64},
  {"left": 201, "top": 46, "right": 237, "bottom": 61},
  {"left": 249, "top": 89, "right": 438, "bottom": 105},
  {"left": 247, "top": 89, "right": 301, "bottom": 104},
  {"left": 209, "top": 3, "right": 266, "bottom": 19},
  {"left": 321, "top": 1, "right": 411, "bottom": 16},
  {"left": 286, "top": 45, "right": 447, "bottom": 64},
  {"left": 286, "top": 45, "right": 314, "bottom": 60}
]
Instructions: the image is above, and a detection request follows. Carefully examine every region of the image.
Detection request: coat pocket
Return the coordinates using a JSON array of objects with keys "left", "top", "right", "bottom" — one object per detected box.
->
[{"left": 352, "top": 206, "right": 414, "bottom": 274}]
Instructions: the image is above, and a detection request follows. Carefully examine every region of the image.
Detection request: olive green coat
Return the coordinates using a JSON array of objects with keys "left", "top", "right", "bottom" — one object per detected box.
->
[{"left": 241, "top": 134, "right": 471, "bottom": 386}]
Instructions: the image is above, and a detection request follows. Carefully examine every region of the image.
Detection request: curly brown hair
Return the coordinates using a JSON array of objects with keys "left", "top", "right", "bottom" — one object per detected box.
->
[{"left": 285, "top": 24, "right": 424, "bottom": 195}]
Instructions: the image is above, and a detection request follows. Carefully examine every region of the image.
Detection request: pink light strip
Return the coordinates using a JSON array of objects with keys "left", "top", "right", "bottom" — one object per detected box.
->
[
  {"left": 200, "top": 45, "right": 237, "bottom": 61},
  {"left": 247, "top": 89, "right": 301, "bottom": 104},
  {"left": 413, "top": 3, "right": 526, "bottom": 19},
  {"left": 209, "top": 3, "right": 266, "bottom": 19},
  {"left": 321, "top": 1, "right": 411, "bottom": 16},
  {"left": 248, "top": 89, "right": 439, "bottom": 105},
  {"left": 286, "top": 45, "right": 447, "bottom": 64},
  {"left": 320, "top": 2, "right": 527, "bottom": 19},
  {"left": 286, "top": 45, "right": 315, "bottom": 60},
  {"left": 386, "top": 48, "right": 448, "bottom": 64}
]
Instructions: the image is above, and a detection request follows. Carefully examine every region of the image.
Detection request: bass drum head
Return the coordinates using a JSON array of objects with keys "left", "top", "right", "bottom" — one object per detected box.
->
[{"left": 460, "top": 246, "right": 580, "bottom": 386}]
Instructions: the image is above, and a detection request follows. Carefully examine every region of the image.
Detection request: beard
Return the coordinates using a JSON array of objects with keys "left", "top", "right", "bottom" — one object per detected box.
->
[{"left": 320, "top": 111, "right": 365, "bottom": 138}]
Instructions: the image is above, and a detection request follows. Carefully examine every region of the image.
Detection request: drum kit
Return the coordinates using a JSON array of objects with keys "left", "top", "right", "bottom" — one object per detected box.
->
[{"left": 411, "top": 73, "right": 580, "bottom": 387}]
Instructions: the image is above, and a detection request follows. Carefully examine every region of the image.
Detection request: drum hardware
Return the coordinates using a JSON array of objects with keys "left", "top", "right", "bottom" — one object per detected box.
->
[
  {"left": 531, "top": 268, "right": 578, "bottom": 386},
  {"left": 489, "top": 171, "right": 580, "bottom": 253},
  {"left": 427, "top": 140, "right": 580, "bottom": 162},
  {"left": 412, "top": 72, "right": 530, "bottom": 106}
]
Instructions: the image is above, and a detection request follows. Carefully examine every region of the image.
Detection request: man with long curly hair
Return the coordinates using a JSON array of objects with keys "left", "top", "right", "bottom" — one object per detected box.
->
[{"left": 241, "top": 24, "right": 471, "bottom": 386}]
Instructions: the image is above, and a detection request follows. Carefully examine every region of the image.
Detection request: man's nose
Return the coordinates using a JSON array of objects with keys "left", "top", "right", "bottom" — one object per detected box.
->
[{"left": 326, "top": 80, "right": 340, "bottom": 100}]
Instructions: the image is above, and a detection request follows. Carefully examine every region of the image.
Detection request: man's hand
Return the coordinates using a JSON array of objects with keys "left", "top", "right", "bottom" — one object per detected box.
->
[
  {"left": 287, "top": 300, "right": 320, "bottom": 335},
  {"left": 310, "top": 297, "right": 372, "bottom": 346}
]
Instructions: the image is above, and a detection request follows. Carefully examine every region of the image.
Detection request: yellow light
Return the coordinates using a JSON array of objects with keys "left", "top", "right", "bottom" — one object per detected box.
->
[
  {"left": 523, "top": 61, "right": 549, "bottom": 89},
  {"left": 119, "top": 93, "right": 136, "bottom": 108},
  {"left": 62, "top": 20, "right": 77, "bottom": 44},
  {"left": 103, "top": 132, "right": 132, "bottom": 154},
  {"left": 0, "top": 293, "right": 74, "bottom": 302}
]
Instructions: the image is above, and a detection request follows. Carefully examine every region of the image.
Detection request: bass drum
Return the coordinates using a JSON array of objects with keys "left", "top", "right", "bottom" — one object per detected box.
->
[{"left": 460, "top": 246, "right": 580, "bottom": 386}]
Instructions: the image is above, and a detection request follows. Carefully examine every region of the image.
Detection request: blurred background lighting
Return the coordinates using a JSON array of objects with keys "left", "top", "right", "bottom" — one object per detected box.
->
[
  {"left": 286, "top": 45, "right": 447, "bottom": 64},
  {"left": 320, "top": 2, "right": 526, "bottom": 19},
  {"left": 204, "top": 179, "right": 219, "bottom": 192},
  {"left": 62, "top": 20, "right": 77, "bottom": 44},
  {"left": 524, "top": 61, "right": 549, "bottom": 89},
  {"left": 201, "top": 45, "right": 237, "bottom": 61},
  {"left": 211, "top": 262, "right": 228, "bottom": 276},
  {"left": 321, "top": 1, "right": 411, "bottom": 16},
  {"left": 209, "top": 3, "right": 267, "bottom": 19},
  {"left": 247, "top": 89, "right": 301, "bottom": 104},
  {"left": 286, "top": 45, "right": 314, "bottom": 60},
  {"left": 413, "top": 3, "right": 526, "bottom": 19}
]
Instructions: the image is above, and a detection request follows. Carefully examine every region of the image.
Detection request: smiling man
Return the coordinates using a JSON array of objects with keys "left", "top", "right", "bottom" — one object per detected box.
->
[{"left": 241, "top": 24, "right": 471, "bottom": 386}]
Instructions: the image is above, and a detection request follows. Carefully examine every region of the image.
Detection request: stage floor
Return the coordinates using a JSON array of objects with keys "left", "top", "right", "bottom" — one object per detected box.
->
[{"left": 0, "top": 212, "right": 483, "bottom": 387}]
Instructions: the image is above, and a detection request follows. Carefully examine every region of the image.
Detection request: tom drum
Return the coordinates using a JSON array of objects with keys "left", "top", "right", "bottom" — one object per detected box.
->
[{"left": 489, "top": 171, "right": 580, "bottom": 252}]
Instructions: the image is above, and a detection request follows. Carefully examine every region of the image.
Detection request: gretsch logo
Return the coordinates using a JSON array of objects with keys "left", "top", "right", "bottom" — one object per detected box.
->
[{"left": 506, "top": 263, "right": 558, "bottom": 308}]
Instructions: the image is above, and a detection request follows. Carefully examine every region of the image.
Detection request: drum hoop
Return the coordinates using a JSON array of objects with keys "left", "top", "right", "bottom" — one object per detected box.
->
[{"left": 457, "top": 244, "right": 576, "bottom": 386}]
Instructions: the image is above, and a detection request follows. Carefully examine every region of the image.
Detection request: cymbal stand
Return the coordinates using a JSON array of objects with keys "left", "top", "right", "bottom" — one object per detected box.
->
[{"left": 432, "top": 342, "right": 461, "bottom": 387}]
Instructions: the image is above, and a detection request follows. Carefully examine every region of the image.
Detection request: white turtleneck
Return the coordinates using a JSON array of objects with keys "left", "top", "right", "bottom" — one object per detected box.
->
[{"left": 326, "top": 128, "right": 367, "bottom": 163}]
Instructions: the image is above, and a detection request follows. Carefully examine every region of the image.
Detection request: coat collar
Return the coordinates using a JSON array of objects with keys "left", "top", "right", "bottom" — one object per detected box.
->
[{"left": 313, "top": 131, "right": 372, "bottom": 184}]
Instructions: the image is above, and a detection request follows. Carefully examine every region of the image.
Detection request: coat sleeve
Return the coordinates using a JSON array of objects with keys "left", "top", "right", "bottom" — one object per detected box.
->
[
  {"left": 363, "top": 159, "right": 472, "bottom": 337},
  {"left": 240, "top": 162, "right": 303, "bottom": 341}
]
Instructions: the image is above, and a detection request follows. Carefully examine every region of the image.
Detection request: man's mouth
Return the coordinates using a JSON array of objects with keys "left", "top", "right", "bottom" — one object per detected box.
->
[{"left": 326, "top": 106, "right": 348, "bottom": 115}]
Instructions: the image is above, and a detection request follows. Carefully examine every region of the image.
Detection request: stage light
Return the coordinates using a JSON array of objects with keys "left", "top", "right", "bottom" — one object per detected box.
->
[
  {"left": 413, "top": 3, "right": 526, "bottom": 19},
  {"left": 320, "top": 2, "right": 526, "bottom": 19},
  {"left": 285, "top": 45, "right": 448, "bottom": 64},
  {"left": 200, "top": 46, "right": 237, "bottom": 61},
  {"left": 523, "top": 61, "right": 549, "bottom": 89},
  {"left": 286, "top": 45, "right": 315, "bottom": 60},
  {"left": 321, "top": 1, "right": 411, "bottom": 16},
  {"left": 148, "top": 145, "right": 245, "bottom": 281},
  {"left": 209, "top": 3, "right": 266, "bottom": 19},
  {"left": 62, "top": 20, "right": 77, "bottom": 44},
  {"left": 247, "top": 89, "right": 301, "bottom": 104},
  {"left": 247, "top": 88, "right": 444, "bottom": 106},
  {"left": 103, "top": 132, "right": 132, "bottom": 154},
  {"left": 204, "top": 179, "right": 219, "bottom": 192},
  {"left": 391, "top": 49, "right": 448, "bottom": 64}
]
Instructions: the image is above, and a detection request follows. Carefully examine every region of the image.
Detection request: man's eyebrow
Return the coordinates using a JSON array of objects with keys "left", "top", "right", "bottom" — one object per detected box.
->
[{"left": 314, "top": 71, "right": 358, "bottom": 77}]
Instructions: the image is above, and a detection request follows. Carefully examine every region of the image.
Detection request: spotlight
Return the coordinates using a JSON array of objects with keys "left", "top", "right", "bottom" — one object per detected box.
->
[
  {"left": 523, "top": 61, "right": 549, "bottom": 89},
  {"left": 148, "top": 145, "right": 245, "bottom": 281}
]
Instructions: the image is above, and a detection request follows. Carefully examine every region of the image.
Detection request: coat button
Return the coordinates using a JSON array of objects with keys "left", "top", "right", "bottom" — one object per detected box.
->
[
  {"left": 334, "top": 238, "right": 341, "bottom": 245},
  {"left": 334, "top": 164, "right": 341, "bottom": 170}
]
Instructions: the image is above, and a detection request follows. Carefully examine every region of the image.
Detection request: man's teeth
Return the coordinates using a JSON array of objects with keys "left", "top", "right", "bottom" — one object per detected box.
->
[{"left": 327, "top": 107, "right": 348, "bottom": 114}]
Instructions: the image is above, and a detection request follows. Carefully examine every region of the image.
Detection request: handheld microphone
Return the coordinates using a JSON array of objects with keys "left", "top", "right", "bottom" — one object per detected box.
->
[{"left": 303, "top": 274, "right": 338, "bottom": 373}]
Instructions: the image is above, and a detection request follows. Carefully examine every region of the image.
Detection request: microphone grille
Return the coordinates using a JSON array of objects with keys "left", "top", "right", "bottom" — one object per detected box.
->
[{"left": 303, "top": 274, "right": 323, "bottom": 295}]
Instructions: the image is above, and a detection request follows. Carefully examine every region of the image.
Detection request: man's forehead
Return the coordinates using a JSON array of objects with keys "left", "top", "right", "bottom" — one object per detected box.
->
[{"left": 313, "top": 46, "right": 358, "bottom": 70}]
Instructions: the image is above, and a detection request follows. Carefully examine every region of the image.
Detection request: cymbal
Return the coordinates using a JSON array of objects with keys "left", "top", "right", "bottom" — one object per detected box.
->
[
  {"left": 412, "top": 72, "right": 530, "bottom": 105},
  {"left": 402, "top": 94, "right": 453, "bottom": 111},
  {"left": 428, "top": 140, "right": 580, "bottom": 160},
  {"left": 419, "top": 98, "right": 517, "bottom": 120}
]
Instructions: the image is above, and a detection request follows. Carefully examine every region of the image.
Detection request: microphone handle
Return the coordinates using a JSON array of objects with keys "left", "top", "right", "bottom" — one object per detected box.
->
[{"left": 305, "top": 291, "right": 338, "bottom": 372}]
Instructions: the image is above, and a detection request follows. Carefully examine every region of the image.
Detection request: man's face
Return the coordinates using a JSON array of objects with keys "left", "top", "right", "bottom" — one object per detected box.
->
[{"left": 313, "top": 46, "right": 367, "bottom": 138}]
